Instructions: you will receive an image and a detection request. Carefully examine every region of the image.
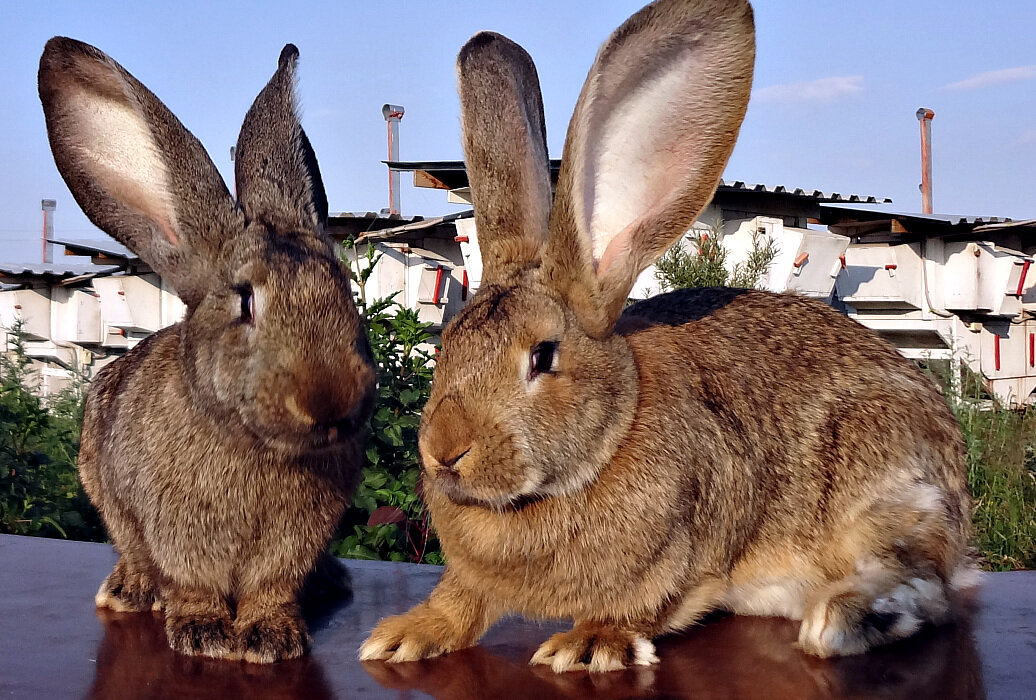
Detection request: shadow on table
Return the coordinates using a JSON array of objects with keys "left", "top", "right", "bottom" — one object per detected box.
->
[
  {"left": 85, "top": 609, "right": 336, "bottom": 700},
  {"left": 364, "top": 613, "right": 986, "bottom": 700}
]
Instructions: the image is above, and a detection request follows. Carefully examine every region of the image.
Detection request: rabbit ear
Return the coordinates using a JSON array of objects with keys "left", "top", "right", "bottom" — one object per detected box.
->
[
  {"left": 544, "top": 0, "right": 755, "bottom": 334},
  {"left": 458, "top": 32, "right": 551, "bottom": 286},
  {"left": 38, "top": 37, "right": 240, "bottom": 306},
  {"left": 235, "top": 45, "right": 329, "bottom": 235}
]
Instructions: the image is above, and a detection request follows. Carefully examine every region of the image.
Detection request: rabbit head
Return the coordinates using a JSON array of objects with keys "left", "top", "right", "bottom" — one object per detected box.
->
[
  {"left": 39, "top": 39, "right": 375, "bottom": 454},
  {"left": 419, "top": 0, "right": 755, "bottom": 507}
]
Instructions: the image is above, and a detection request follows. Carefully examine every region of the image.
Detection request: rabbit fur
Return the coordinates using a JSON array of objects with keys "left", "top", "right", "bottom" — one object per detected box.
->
[
  {"left": 39, "top": 38, "right": 375, "bottom": 663},
  {"left": 360, "top": 0, "right": 974, "bottom": 673}
]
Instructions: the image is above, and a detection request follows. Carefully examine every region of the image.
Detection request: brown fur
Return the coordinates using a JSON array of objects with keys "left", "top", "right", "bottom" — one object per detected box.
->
[
  {"left": 360, "top": 0, "right": 973, "bottom": 672},
  {"left": 40, "top": 38, "right": 375, "bottom": 662}
]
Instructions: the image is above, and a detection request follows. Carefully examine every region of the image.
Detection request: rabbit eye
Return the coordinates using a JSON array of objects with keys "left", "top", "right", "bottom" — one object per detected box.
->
[
  {"left": 237, "top": 284, "right": 254, "bottom": 325},
  {"left": 529, "top": 341, "right": 559, "bottom": 379}
]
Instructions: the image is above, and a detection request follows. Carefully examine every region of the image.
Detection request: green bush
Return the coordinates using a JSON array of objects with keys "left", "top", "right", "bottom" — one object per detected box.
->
[
  {"left": 0, "top": 321, "right": 102, "bottom": 541},
  {"left": 330, "top": 242, "right": 443, "bottom": 564},
  {"left": 654, "top": 222, "right": 777, "bottom": 292}
]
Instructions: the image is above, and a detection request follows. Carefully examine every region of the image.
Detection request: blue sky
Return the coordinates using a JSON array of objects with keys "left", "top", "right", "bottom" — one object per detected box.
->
[{"left": 2, "top": 1, "right": 1034, "bottom": 263}]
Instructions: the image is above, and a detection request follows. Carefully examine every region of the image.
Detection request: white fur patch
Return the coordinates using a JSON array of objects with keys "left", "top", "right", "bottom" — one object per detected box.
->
[
  {"left": 950, "top": 564, "right": 983, "bottom": 591},
  {"left": 67, "top": 87, "right": 179, "bottom": 242},
  {"left": 631, "top": 636, "right": 659, "bottom": 666},
  {"left": 724, "top": 578, "right": 810, "bottom": 619},
  {"left": 872, "top": 577, "right": 949, "bottom": 629},
  {"left": 904, "top": 482, "right": 945, "bottom": 514},
  {"left": 95, "top": 584, "right": 132, "bottom": 613}
]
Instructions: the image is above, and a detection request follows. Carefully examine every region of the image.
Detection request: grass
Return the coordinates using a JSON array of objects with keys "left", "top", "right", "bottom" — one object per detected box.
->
[
  {"left": 957, "top": 403, "right": 1036, "bottom": 571},
  {"left": 927, "top": 362, "right": 1036, "bottom": 571}
]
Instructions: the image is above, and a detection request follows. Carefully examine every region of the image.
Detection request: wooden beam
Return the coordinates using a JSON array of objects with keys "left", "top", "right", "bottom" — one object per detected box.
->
[{"left": 413, "top": 170, "right": 450, "bottom": 190}]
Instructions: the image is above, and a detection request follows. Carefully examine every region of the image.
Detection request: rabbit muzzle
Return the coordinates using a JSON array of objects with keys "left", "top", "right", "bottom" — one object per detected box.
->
[
  {"left": 253, "top": 356, "right": 375, "bottom": 455},
  {"left": 298, "top": 379, "right": 375, "bottom": 453}
]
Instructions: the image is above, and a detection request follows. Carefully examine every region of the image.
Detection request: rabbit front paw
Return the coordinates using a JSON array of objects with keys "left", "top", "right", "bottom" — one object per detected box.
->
[
  {"left": 530, "top": 623, "right": 659, "bottom": 673},
  {"left": 236, "top": 614, "right": 311, "bottom": 664},
  {"left": 95, "top": 557, "right": 161, "bottom": 612},
  {"left": 165, "top": 612, "right": 237, "bottom": 660},
  {"left": 359, "top": 610, "right": 463, "bottom": 663}
]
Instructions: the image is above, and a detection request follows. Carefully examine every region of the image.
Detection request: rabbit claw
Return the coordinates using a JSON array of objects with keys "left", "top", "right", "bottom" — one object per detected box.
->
[{"left": 530, "top": 623, "right": 658, "bottom": 673}]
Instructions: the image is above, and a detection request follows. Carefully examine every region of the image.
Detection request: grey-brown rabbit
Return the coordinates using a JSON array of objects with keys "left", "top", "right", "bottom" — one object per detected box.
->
[
  {"left": 39, "top": 39, "right": 375, "bottom": 663},
  {"left": 360, "top": 0, "right": 974, "bottom": 672}
]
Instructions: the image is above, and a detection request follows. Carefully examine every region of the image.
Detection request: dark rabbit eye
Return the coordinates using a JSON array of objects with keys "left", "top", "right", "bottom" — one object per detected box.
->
[
  {"left": 529, "top": 341, "right": 559, "bottom": 379},
  {"left": 237, "top": 284, "right": 254, "bottom": 325}
]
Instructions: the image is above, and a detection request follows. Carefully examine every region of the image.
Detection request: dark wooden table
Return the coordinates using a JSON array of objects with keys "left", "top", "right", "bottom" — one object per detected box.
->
[{"left": 1, "top": 534, "right": 1033, "bottom": 699}]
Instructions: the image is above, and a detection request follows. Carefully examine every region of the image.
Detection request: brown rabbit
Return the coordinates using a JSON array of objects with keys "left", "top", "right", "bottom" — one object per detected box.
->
[
  {"left": 360, "top": 0, "right": 974, "bottom": 673},
  {"left": 39, "top": 39, "right": 375, "bottom": 663}
]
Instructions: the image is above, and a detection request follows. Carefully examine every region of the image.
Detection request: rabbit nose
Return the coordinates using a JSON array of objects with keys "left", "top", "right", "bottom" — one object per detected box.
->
[
  {"left": 322, "top": 403, "right": 370, "bottom": 442},
  {"left": 439, "top": 448, "right": 470, "bottom": 471},
  {"left": 428, "top": 447, "right": 469, "bottom": 482},
  {"left": 419, "top": 394, "right": 476, "bottom": 474},
  {"left": 286, "top": 379, "right": 371, "bottom": 436}
]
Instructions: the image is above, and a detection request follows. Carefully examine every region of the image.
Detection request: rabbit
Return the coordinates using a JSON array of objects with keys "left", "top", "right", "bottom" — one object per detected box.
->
[
  {"left": 39, "top": 38, "right": 376, "bottom": 663},
  {"left": 359, "top": 0, "right": 974, "bottom": 673}
]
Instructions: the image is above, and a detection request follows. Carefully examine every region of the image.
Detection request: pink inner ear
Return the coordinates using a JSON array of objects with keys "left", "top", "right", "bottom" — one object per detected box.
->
[
  {"left": 595, "top": 183, "right": 677, "bottom": 279},
  {"left": 65, "top": 84, "right": 182, "bottom": 248},
  {"left": 586, "top": 140, "right": 708, "bottom": 281},
  {"left": 104, "top": 176, "right": 180, "bottom": 246},
  {"left": 596, "top": 223, "right": 634, "bottom": 277}
]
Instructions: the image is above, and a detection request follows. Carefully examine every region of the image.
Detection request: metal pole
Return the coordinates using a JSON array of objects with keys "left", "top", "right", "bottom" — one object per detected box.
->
[
  {"left": 41, "top": 199, "right": 57, "bottom": 263},
  {"left": 382, "top": 104, "right": 405, "bottom": 215},
  {"left": 916, "top": 108, "right": 935, "bottom": 214}
]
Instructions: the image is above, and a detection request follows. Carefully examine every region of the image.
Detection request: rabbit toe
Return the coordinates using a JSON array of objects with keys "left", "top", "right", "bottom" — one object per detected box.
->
[
  {"left": 530, "top": 624, "right": 658, "bottom": 673},
  {"left": 237, "top": 615, "right": 311, "bottom": 664},
  {"left": 359, "top": 613, "right": 452, "bottom": 663}
]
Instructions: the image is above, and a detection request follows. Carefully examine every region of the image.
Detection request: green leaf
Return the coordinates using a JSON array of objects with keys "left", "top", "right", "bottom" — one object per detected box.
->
[{"left": 382, "top": 423, "right": 404, "bottom": 447}]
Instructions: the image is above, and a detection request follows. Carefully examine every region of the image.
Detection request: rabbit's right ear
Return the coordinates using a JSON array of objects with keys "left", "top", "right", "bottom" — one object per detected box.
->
[
  {"left": 39, "top": 37, "right": 240, "bottom": 306},
  {"left": 457, "top": 32, "right": 551, "bottom": 286}
]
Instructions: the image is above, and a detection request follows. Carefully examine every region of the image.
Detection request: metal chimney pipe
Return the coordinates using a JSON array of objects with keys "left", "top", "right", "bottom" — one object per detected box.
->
[
  {"left": 382, "top": 104, "right": 405, "bottom": 215},
  {"left": 41, "top": 199, "right": 57, "bottom": 263},
  {"left": 916, "top": 108, "right": 935, "bottom": 214},
  {"left": 230, "top": 146, "right": 237, "bottom": 198}
]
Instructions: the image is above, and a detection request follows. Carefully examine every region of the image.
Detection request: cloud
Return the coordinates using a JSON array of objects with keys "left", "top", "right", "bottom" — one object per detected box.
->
[
  {"left": 753, "top": 76, "right": 864, "bottom": 104},
  {"left": 943, "top": 65, "right": 1036, "bottom": 91}
]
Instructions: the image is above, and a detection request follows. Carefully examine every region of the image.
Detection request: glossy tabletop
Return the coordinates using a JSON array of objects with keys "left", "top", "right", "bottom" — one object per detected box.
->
[{"left": 1, "top": 534, "right": 1033, "bottom": 699}]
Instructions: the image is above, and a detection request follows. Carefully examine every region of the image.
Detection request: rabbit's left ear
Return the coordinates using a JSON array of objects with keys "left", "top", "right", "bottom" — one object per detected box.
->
[
  {"left": 544, "top": 0, "right": 755, "bottom": 335},
  {"left": 457, "top": 31, "right": 551, "bottom": 287},
  {"left": 235, "top": 44, "right": 328, "bottom": 236}
]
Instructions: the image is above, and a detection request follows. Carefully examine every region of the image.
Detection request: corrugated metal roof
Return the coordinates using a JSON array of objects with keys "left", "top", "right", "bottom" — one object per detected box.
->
[
  {"left": 51, "top": 237, "right": 136, "bottom": 260},
  {"left": 356, "top": 210, "right": 474, "bottom": 242},
  {"left": 327, "top": 211, "right": 429, "bottom": 239},
  {"left": 820, "top": 203, "right": 1013, "bottom": 226},
  {"left": 0, "top": 262, "right": 119, "bottom": 278},
  {"left": 386, "top": 160, "right": 893, "bottom": 204},
  {"left": 972, "top": 219, "right": 1036, "bottom": 233},
  {"left": 719, "top": 181, "right": 891, "bottom": 203},
  {"left": 328, "top": 212, "right": 425, "bottom": 223}
]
